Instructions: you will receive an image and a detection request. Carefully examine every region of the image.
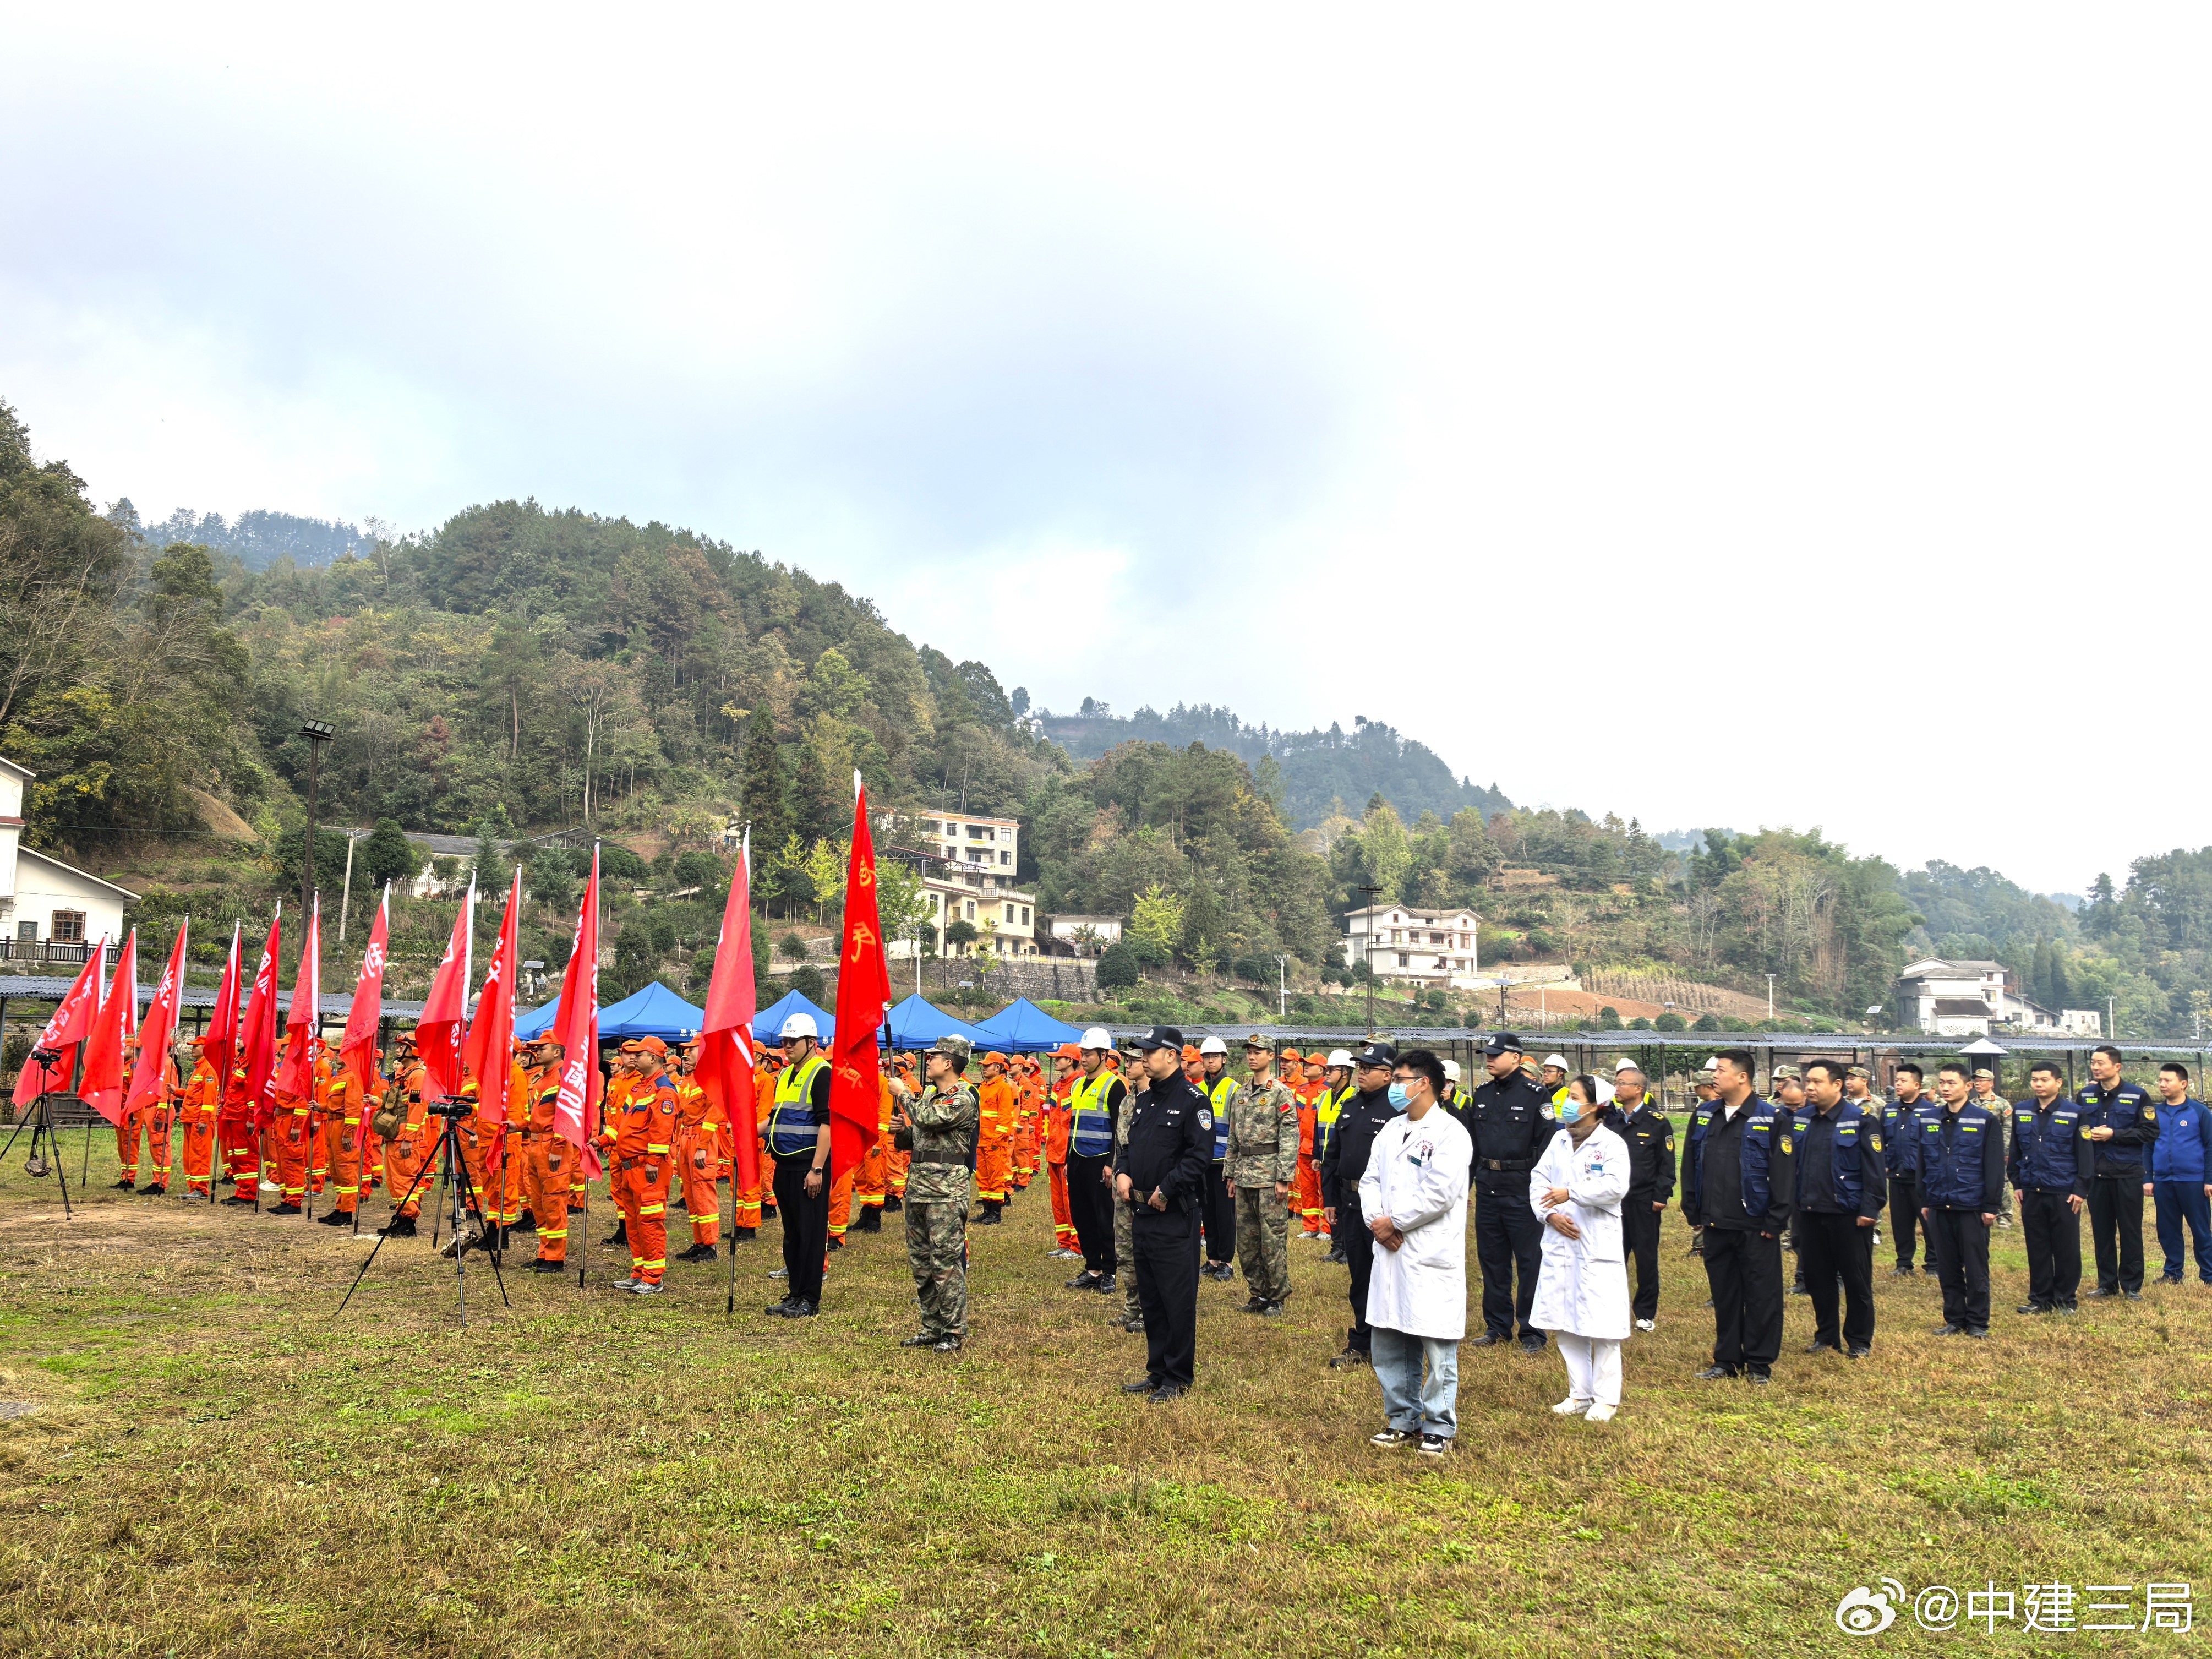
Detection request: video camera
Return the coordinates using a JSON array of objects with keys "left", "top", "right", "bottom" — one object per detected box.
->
[
  {"left": 426, "top": 1096, "right": 474, "bottom": 1121},
  {"left": 30, "top": 1047, "right": 60, "bottom": 1072}
]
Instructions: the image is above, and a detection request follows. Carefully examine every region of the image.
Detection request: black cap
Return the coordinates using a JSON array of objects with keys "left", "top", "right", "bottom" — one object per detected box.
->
[
  {"left": 1353, "top": 1041, "right": 1397, "bottom": 1069},
  {"left": 1483, "top": 1032, "right": 1526, "bottom": 1057},
  {"left": 1133, "top": 1025, "right": 1184, "bottom": 1053}
]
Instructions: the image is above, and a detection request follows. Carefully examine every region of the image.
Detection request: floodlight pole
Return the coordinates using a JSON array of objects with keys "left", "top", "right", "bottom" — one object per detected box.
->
[{"left": 299, "top": 719, "right": 336, "bottom": 914}]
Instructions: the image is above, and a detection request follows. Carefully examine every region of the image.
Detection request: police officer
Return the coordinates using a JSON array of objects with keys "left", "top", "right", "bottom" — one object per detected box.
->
[
  {"left": 2009, "top": 1059, "right": 2093, "bottom": 1314},
  {"left": 1883, "top": 1062, "right": 1932, "bottom": 1276},
  {"left": 1196, "top": 1036, "right": 1240, "bottom": 1280},
  {"left": 1915, "top": 1061, "right": 2005, "bottom": 1336},
  {"left": 1114, "top": 1027, "right": 1212, "bottom": 1402},
  {"left": 2076, "top": 1044, "right": 2159, "bottom": 1300},
  {"left": 1319, "top": 1041, "right": 1402, "bottom": 1370},
  {"left": 1788, "top": 1061, "right": 1883, "bottom": 1357},
  {"left": 1610, "top": 1058, "right": 1674, "bottom": 1333},
  {"left": 763, "top": 1012, "right": 833, "bottom": 1318},
  {"left": 1465, "top": 1033, "right": 1550, "bottom": 1352},
  {"left": 1685, "top": 1049, "right": 1790, "bottom": 1383}
]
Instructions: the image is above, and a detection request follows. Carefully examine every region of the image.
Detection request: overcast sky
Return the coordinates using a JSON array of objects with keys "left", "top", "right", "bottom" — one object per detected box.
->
[{"left": 7, "top": 6, "right": 2206, "bottom": 893}]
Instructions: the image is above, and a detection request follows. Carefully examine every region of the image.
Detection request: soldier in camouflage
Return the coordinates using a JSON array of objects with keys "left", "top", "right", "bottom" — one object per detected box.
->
[
  {"left": 1227, "top": 1033, "right": 1302, "bottom": 1314},
  {"left": 1112, "top": 1046, "right": 1145, "bottom": 1333},
  {"left": 891, "top": 1035, "right": 981, "bottom": 1352}
]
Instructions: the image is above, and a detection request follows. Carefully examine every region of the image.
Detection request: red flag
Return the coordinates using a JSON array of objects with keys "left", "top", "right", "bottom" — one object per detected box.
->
[
  {"left": 275, "top": 898, "right": 321, "bottom": 1101},
  {"left": 234, "top": 908, "right": 284, "bottom": 1128},
  {"left": 417, "top": 883, "right": 474, "bottom": 1104},
  {"left": 461, "top": 870, "right": 521, "bottom": 1126},
  {"left": 203, "top": 923, "right": 243, "bottom": 1090},
  {"left": 125, "top": 920, "right": 190, "bottom": 1118},
  {"left": 79, "top": 930, "right": 138, "bottom": 1125},
  {"left": 339, "top": 886, "right": 390, "bottom": 1089},
  {"left": 12, "top": 939, "right": 106, "bottom": 1107},
  {"left": 550, "top": 847, "right": 602, "bottom": 1176},
  {"left": 827, "top": 779, "right": 891, "bottom": 1182},
  {"left": 697, "top": 828, "right": 759, "bottom": 1197}
]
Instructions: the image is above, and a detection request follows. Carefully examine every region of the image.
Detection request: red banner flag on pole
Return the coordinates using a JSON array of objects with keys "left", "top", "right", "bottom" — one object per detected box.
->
[
  {"left": 235, "top": 908, "right": 284, "bottom": 1128},
  {"left": 827, "top": 777, "right": 891, "bottom": 1183},
  {"left": 550, "top": 847, "right": 602, "bottom": 1175},
  {"left": 13, "top": 940, "right": 107, "bottom": 1108},
  {"left": 79, "top": 929, "right": 138, "bottom": 1125},
  {"left": 461, "top": 870, "right": 521, "bottom": 1126},
  {"left": 698, "top": 827, "right": 758, "bottom": 1197},
  {"left": 275, "top": 897, "right": 321, "bottom": 1102},
  {"left": 418, "top": 883, "right": 474, "bottom": 1104},
  {"left": 125, "top": 920, "right": 190, "bottom": 1119},
  {"left": 203, "top": 923, "right": 243, "bottom": 1089},
  {"left": 338, "top": 886, "right": 390, "bottom": 1090}
]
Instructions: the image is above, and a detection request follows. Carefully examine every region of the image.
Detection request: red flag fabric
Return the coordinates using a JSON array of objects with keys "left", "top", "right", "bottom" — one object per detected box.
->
[
  {"left": 125, "top": 920, "right": 190, "bottom": 1118},
  {"left": 234, "top": 909, "right": 284, "bottom": 1128},
  {"left": 338, "top": 887, "right": 390, "bottom": 1089},
  {"left": 275, "top": 898, "right": 321, "bottom": 1101},
  {"left": 203, "top": 923, "right": 243, "bottom": 1090},
  {"left": 417, "top": 885, "right": 474, "bottom": 1104},
  {"left": 827, "top": 781, "right": 891, "bottom": 1182},
  {"left": 79, "top": 930, "right": 138, "bottom": 1125},
  {"left": 12, "top": 940, "right": 106, "bottom": 1107},
  {"left": 697, "top": 829, "right": 759, "bottom": 1197},
  {"left": 550, "top": 847, "right": 602, "bottom": 1176},
  {"left": 460, "top": 870, "right": 521, "bottom": 1126}
]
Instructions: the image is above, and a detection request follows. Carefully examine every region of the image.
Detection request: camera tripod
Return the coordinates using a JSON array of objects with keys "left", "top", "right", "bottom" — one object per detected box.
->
[
  {"left": 335, "top": 1099, "right": 510, "bottom": 1326},
  {"left": 1, "top": 1050, "right": 77, "bottom": 1219}
]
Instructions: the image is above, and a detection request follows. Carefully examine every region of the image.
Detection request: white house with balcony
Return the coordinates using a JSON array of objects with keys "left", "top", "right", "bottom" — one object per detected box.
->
[
  {"left": 0, "top": 757, "right": 138, "bottom": 962},
  {"left": 1343, "top": 903, "right": 1481, "bottom": 989},
  {"left": 1894, "top": 957, "right": 2101, "bottom": 1038}
]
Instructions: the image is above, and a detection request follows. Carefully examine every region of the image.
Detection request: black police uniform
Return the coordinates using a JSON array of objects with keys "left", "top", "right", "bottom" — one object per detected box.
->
[
  {"left": 1616, "top": 1099, "right": 1676, "bottom": 1324},
  {"left": 1788, "top": 1098, "right": 1885, "bottom": 1353},
  {"left": 2076, "top": 1077, "right": 2160, "bottom": 1295},
  {"left": 1914, "top": 1099, "right": 2006, "bottom": 1331},
  {"left": 1319, "top": 1058, "right": 1402, "bottom": 1359},
  {"left": 1114, "top": 1052, "right": 1212, "bottom": 1394},
  {"left": 1882, "top": 1090, "right": 1930, "bottom": 1271},
  {"left": 1686, "top": 1093, "right": 1792, "bottom": 1378},
  {"left": 2009, "top": 1089, "right": 2094, "bottom": 1311},
  {"left": 1466, "top": 1056, "right": 1552, "bottom": 1347}
]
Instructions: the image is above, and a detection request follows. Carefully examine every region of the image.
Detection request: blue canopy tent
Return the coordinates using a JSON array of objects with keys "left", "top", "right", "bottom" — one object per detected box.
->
[
  {"left": 884, "top": 993, "right": 982, "bottom": 1050},
  {"left": 515, "top": 998, "right": 560, "bottom": 1040},
  {"left": 512, "top": 981, "right": 707, "bottom": 1043},
  {"left": 970, "top": 997, "right": 1082, "bottom": 1054},
  {"left": 753, "top": 987, "right": 834, "bottom": 1046}
]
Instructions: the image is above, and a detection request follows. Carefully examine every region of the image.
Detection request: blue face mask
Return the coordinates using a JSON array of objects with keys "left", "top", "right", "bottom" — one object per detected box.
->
[
  {"left": 1557, "top": 1099, "right": 1582, "bottom": 1125},
  {"left": 1386, "top": 1082, "right": 1410, "bottom": 1109}
]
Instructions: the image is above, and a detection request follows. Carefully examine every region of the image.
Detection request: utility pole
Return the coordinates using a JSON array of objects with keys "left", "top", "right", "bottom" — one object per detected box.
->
[
  {"left": 1766, "top": 973, "right": 1776, "bottom": 1022},
  {"left": 337, "top": 829, "right": 357, "bottom": 944},
  {"left": 298, "top": 719, "right": 336, "bottom": 915},
  {"left": 1276, "top": 954, "right": 1288, "bottom": 1021}
]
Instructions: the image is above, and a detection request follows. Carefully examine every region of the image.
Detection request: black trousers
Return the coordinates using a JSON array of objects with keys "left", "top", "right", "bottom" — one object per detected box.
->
[
  {"left": 1702, "top": 1225, "right": 1783, "bottom": 1376},
  {"left": 1799, "top": 1210, "right": 1875, "bottom": 1350},
  {"left": 2088, "top": 1176, "right": 2146, "bottom": 1292},
  {"left": 1132, "top": 1203, "right": 1199, "bottom": 1388},
  {"left": 1201, "top": 1164, "right": 1235, "bottom": 1264},
  {"left": 1927, "top": 1208, "right": 1991, "bottom": 1328},
  {"left": 1067, "top": 1152, "right": 1117, "bottom": 1274},
  {"left": 1338, "top": 1193, "right": 1376, "bottom": 1351},
  {"left": 2020, "top": 1188, "right": 2082, "bottom": 1307},
  {"left": 1624, "top": 1190, "right": 1662, "bottom": 1321},
  {"left": 773, "top": 1155, "right": 829, "bottom": 1305},
  {"left": 1474, "top": 1180, "right": 1544, "bottom": 1344},
  {"left": 1887, "top": 1175, "right": 1920, "bottom": 1265}
]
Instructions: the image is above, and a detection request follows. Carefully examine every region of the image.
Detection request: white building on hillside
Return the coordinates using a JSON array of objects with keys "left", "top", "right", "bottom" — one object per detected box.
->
[
  {"left": 1343, "top": 903, "right": 1481, "bottom": 990},
  {"left": 1894, "top": 957, "right": 2101, "bottom": 1038},
  {"left": 0, "top": 757, "right": 138, "bottom": 962}
]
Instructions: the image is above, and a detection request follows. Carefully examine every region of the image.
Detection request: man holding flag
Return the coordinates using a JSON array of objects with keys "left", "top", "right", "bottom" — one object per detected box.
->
[
  {"left": 124, "top": 922, "right": 189, "bottom": 1198},
  {"left": 695, "top": 830, "right": 760, "bottom": 1253},
  {"left": 325, "top": 887, "right": 391, "bottom": 1229}
]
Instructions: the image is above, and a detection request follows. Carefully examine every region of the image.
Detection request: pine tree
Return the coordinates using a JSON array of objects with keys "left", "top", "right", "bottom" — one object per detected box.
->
[{"left": 739, "top": 707, "right": 790, "bottom": 850}]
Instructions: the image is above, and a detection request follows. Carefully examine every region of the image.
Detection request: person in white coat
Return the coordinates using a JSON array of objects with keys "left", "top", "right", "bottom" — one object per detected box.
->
[
  {"left": 1356, "top": 1049, "right": 1474, "bottom": 1456},
  {"left": 1530, "top": 1074, "right": 1633, "bottom": 1422}
]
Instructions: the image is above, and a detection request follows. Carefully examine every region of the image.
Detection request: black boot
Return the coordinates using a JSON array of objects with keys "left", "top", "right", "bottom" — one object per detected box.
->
[
  {"left": 605, "top": 1221, "right": 628, "bottom": 1246},
  {"left": 883, "top": 1196, "right": 903, "bottom": 1214},
  {"left": 138, "top": 1183, "right": 166, "bottom": 1197},
  {"left": 315, "top": 1208, "right": 352, "bottom": 1226},
  {"left": 377, "top": 1215, "right": 417, "bottom": 1238},
  {"left": 976, "top": 1201, "right": 1003, "bottom": 1226},
  {"left": 856, "top": 1206, "right": 882, "bottom": 1232},
  {"left": 732, "top": 1225, "right": 757, "bottom": 1243}
]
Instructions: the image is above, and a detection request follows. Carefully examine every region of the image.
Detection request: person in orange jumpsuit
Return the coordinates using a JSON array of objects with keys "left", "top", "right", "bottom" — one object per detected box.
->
[
  {"left": 517, "top": 1035, "right": 572, "bottom": 1271},
  {"left": 849, "top": 1060, "right": 894, "bottom": 1235},
  {"left": 306, "top": 1046, "right": 333, "bottom": 1198},
  {"left": 122, "top": 1038, "right": 179, "bottom": 1196},
  {"left": 176, "top": 1035, "right": 220, "bottom": 1197},
  {"left": 882, "top": 1053, "right": 915, "bottom": 1212},
  {"left": 313, "top": 1046, "right": 368, "bottom": 1226},
  {"left": 1011, "top": 1058, "right": 1039, "bottom": 1193},
  {"left": 1279, "top": 1048, "right": 1324, "bottom": 1237},
  {"left": 671, "top": 1039, "right": 724, "bottom": 1263},
  {"left": 974, "top": 1052, "right": 1015, "bottom": 1223},
  {"left": 378, "top": 1033, "right": 434, "bottom": 1237},
  {"left": 599, "top": 1049, "right": 642, "bottom": 1248},
  {"left": 217, "top": 1054, "right": 260, "bottom": 1207},
  {"left": 1046, "top": 1044, "right": 1079, "bottom": 1256},
  {"left": 596, "top": 1036, "right": 678, "bottom": 1292},
  {"left": 737, "top": 1044, "right": 783, "bottom": 1234},
  {"left": 267, "top": 1045, "right": 320, "bottom": 1215},
  {"left": 111, "top": 1038, "right": 148, "bottom": 1191}
]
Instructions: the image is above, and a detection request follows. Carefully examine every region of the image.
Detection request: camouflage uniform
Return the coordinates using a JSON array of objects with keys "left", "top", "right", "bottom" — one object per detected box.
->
[
  {"left": 1225, "top": 1047, "right": 1301, "bottom": 1306},
  {"left": 903, "top": 1076, "right": 980, "bottom": 1340},
  {"left": 1114, "top": 1073, "right": 1144, "bottom": 1325}
]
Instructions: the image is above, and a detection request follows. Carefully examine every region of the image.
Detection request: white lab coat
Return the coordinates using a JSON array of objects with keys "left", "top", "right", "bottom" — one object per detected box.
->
[
  {"left": 1527, "top": 1123, "right": 1632, "bottom": 1340},
  {"left": 1357, "top": 1106, "right": 1473, "bottom": 1340}
]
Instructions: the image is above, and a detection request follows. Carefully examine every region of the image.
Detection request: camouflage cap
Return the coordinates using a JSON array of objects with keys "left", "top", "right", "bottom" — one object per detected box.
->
[
  {"left": 1973, "top": 1067, "right": 1996, "bottom": 1079},
  {"left": 1847, "top": 1064, "right": 1871, "bottom": 1079},
  {"left": 1242, "top": 1032, "right": 1277, "bottom": 1052},
  {"left": 1772, "top": 1064, "right": 1803, "bottom": 1081},
  {"left": 932, "top": 1035, "right": 973, "bottom": 1061}
]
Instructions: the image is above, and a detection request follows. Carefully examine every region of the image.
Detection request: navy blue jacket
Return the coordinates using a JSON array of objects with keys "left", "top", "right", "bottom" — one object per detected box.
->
[
  {"left": 1787, "top": 1099, "right": 1887, "bottom": 1218},
  {"left": 1913, "top": 1101, "right": 2006, "bottom": 1211},
  {"left": 1679, "top": 1100, "right": 1718, "bottom": 1216},
  {"left": 1881, "top": 1096, "right": 1929, "bottom": 1178},
  {"left": 2150, "top": 1097, "right": 2212, "bottom": 1183},
  {"left": 2074, "top": 1080, "right": 2160, "bottom": 1177},
  {"left": 2008, "top": 1095, "right": 2094, "bottom": 1196},
  {"left": 1685, "top": 1094, "right": 1789, "bottom": 1231}
]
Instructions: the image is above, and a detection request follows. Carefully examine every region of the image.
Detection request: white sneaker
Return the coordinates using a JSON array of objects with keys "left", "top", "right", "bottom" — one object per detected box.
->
[
  {"left": 1583, "top": 1403, "right": 1618, "bottom": 1424},
  {"left": 1551, "top": 1396, "right": 1593, "bottom": 1416},
  {"left": 1635, "top": 1318, "right": 1656, "bottom": 1333}
]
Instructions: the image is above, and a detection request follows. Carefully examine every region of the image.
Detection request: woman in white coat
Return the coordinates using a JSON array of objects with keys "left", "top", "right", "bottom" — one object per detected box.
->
[{"left": 1530, "top": 1074, "right": 1632, "bottom": 1422}]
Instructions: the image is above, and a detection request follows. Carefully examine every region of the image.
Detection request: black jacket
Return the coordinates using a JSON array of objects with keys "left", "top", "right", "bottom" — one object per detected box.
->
[
  {"left": 1114, "top": 1072, "right": 1211, "bottom": 1213},
  {"left": 1615, "top": 1103, "right": 1676, "bottom": 1200},
  {"left": 2075, "top": 1080, "right": 2160, "bottom": 1177},
  {"left": 1463, "top": 1072, "right": 1552, "bottom": 1186},
  {"left": 1692, "top": 1094, "right": 1792, "bottom": 1232},
  {"left": 1320, "top": 1084, "right": 1402, "bottom": 1211}
]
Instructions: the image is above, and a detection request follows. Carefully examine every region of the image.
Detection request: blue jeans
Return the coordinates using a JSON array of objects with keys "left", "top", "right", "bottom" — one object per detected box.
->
[
  {"left": 1371, "top": 1326, "right": 1459, "bottom": 1439},
  {"left": 2153, "top": 1181, "right": 2212, "bottom": 1282}
]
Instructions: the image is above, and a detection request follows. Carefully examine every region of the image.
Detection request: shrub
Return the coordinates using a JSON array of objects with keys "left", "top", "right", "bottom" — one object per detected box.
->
[
  {"left": 1095, "top": 942, "right": 1139, "bottom": 991},
  {"left": 1693, "top": 1012, "right": 1722, "bottom": 1033},
  {"left": 788, "top": 964, "right": 826, "bottom": 1002},
  {"left": 1654, "top": 1012, "right": 1686, "bottom": 1032},
  {"left": 1629, "top": 1016, "right": 1653, "bottom": 1031}
]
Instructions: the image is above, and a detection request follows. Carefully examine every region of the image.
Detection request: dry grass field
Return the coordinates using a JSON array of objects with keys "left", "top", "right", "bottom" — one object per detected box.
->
[{"left": 0, "top": 1130, "right": 2206, "bottom": 1658}]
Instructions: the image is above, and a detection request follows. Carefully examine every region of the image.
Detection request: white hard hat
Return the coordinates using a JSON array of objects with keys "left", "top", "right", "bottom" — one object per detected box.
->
[
  {"left": 1079, "top": 1026, "right": 1115, "bottom": 1051},
  {"left": 1543, "top": 1054, "right": 1569, "bottom": 1070},
  {"left": 1441, "top": 1058, "right": 1460, "bottom": 1083},
  {"left": 1325, "top": 1049, "right": 1353, "bottom": 1068},
  {"left": 1198, "top": 1036, "right": 1228, "bottom": 1056},
  {"left": 779, "top": 1012, "right": 820, "bottom": 1041},
  {"left": 1613, "top": 1056, "right": 1642, "bottom": 1073}
]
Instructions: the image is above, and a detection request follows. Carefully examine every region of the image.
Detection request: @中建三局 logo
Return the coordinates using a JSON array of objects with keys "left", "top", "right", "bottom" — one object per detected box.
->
[{"left": 1835, "top": 1580, "right": 1904, "bottom": 1635}]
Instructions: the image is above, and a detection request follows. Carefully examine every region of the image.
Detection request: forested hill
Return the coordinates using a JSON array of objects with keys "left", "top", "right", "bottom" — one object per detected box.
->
[
  {"left": 1038, "top": 703, "right": 1511, "bottom": 829},
  {"left": 119, "top": 503, "right": 373, "bottom": 571}
]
